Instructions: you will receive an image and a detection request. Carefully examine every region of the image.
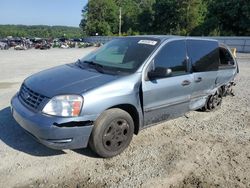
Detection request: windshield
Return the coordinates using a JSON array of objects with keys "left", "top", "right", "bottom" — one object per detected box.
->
[{"left": 79, "top": 37, "right": 160, "bottom": 74}]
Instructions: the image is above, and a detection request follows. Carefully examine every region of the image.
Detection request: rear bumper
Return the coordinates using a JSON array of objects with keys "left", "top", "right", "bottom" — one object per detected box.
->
[{"left": 11, "top": 94, "right": 94, "bottom": 150}]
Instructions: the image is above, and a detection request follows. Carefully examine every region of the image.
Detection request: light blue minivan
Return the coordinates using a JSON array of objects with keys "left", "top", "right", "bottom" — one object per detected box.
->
[{"left": 11, "top": 36, "right": 239, "bottom": 157}]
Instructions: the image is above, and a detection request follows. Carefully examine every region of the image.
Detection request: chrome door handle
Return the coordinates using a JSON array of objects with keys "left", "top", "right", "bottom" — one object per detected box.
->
[
  {"left": 195, "top": 77, "right": 202, "bottom": 83},
  {"left": 182, "top": 80, "right": 191, "bottom": 86}
]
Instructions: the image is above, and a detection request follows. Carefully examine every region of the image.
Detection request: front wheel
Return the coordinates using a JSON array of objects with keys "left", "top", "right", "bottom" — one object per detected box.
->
[{"left": 89, "top": 108, "right": 134, "bottom": 158}]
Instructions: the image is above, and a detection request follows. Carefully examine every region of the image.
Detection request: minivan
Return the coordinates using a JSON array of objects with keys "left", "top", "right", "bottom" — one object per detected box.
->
[{"left": 11, "top": 36, "right": 239, "bottom": 157}]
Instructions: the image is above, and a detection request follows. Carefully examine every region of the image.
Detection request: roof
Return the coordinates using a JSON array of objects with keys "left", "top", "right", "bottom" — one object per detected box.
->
[
  {"left": 123, "top": 35, "right": 183, "bottom": 43},
  {"left": 136, "top": 35, "right": 181, "bottom": 40},
  {"left": 119, "top": 35, "right": 218, "bottom": 43}
]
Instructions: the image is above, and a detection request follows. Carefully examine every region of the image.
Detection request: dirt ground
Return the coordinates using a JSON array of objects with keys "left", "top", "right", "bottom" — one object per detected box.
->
[{"left": 0, "top": 48, "right": 249, "bottom": 188}]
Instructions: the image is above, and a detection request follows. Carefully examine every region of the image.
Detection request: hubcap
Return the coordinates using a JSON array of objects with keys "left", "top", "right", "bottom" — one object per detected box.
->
[{"left": 102, "top": 119, "right": 130, "bottom": 151}]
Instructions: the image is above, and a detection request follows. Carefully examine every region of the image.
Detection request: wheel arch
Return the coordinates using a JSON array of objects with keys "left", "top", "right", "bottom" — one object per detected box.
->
[{"left": 108, "top": 104, "right": 140, "bottom": 135}]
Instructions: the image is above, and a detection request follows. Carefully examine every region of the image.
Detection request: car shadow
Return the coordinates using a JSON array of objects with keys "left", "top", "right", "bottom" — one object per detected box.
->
[
  {"left": 0, "top": 106, "right": 65, "bottom": 156},
  {"left": 72, "top": 148, "right": 99, "bottom": 158},
  {"left": 0, "top": 106, "right": 101, "bottom": 158}
]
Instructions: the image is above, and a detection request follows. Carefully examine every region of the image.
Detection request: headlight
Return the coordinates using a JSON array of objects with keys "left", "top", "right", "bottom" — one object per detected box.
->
[{"left": 42, "top": 95, "right": 83, "bottom": 117}]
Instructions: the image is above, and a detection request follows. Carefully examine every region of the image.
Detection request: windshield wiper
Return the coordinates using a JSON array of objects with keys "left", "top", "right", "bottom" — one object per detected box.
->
[
  {"left": 76, "top": 59, "right": 86, "bottom": 69},
  {"left": 83, "top": 60, "right": 104, "bottom": 73}
]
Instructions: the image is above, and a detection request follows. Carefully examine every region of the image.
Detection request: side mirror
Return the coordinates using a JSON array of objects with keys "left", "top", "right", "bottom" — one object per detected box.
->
[{"left": 148, "top": 67, "right": 172, "bottom": 80}]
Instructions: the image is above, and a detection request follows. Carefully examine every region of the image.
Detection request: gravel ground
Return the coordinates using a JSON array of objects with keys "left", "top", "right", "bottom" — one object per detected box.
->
[{"left": 0, "top": 49, "right": 249, "bottom": 188}]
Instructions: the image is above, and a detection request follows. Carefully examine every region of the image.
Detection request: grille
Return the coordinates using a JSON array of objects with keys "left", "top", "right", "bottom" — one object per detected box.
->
[{"left": 19, "top": 84, "right": 45, "bottom": 110}]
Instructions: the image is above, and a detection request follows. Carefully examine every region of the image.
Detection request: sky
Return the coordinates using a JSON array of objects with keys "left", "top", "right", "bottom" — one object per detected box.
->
[{"left": 0, "top": 0, "right": 88, "bottom": 27}]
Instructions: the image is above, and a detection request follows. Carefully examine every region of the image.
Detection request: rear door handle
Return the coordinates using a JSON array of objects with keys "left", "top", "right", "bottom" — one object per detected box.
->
[
  {"left": 182, "top": 80, "right": 191, "bottom": 86},
  {"left": 195, "top": 77, "right": 202, "bottom": 83}
]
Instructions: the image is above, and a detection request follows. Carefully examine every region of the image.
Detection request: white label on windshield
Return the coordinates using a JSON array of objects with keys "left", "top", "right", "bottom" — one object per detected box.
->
[{"left": 138, "top": 40, "right": 157, "bottom": 46}]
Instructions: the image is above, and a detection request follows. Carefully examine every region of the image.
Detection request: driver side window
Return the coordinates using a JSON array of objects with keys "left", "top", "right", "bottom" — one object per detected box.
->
[{"left": 154, "top": 40, "right": 188, "bottom": 77}]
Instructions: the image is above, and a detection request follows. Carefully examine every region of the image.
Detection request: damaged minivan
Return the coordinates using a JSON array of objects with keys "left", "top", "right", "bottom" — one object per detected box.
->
[{"left": 11, "top": 36, "right": 239, "bottom": 157}]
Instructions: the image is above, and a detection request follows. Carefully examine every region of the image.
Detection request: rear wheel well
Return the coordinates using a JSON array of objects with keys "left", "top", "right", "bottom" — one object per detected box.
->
[
  {"left": 108, "top": 104, "right": 140, "bottom": 135},
  {"left": 220, "top": 85, "right": 226, "bottom": 96}
]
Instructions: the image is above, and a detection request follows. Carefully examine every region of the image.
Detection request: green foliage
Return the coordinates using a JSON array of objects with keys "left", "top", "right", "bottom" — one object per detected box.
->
[
  {"left": 80, "top": 0, "right": 250, "bottom": 36},
  {"left": 153, "top": 0, "right": 181, "bottom": 34},
  {"left": 0, "top": 25, "right": 83, "bottom": 38},
  {"left": 137, "top": 0, "right": 155, "bottom": 33},
  {"left": 151, "top": 0, "right": 207, "bottom": 35},
  {"left": 116, "top": 0, "right": 141, "bottom": 33},
  {"left": 82, "top": 0, "right": 118, "bottom": 36},
  {"left": 2, "top": 0, "right": 250, "bottom": 38},
  {"left": 203, "top": 0, "right": 250, "bottom": 36}
]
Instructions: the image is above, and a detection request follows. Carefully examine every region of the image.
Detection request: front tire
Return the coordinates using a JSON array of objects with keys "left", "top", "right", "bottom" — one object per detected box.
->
[{"left": 89, "top": 108, "right": 134, "bottom": 158}]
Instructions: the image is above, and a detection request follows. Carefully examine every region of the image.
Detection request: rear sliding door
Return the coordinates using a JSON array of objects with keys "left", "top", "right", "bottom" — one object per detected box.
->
[{"left": 187, "top": 39, "right": 220, "bottom": 110}]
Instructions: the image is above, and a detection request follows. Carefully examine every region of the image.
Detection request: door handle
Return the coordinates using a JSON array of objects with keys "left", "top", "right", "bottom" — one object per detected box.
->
[
  {"left": 195, "top": 77, "right": 202, "bottom": 83},
  {"left": 182, "top": 80, "right": 191, "bottom": 86}
]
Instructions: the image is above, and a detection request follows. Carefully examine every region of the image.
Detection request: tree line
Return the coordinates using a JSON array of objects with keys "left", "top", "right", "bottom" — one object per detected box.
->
[
  {"left": 0, "top": 25, "right": 83, "bottom": 38},
  {"left": 80, "top": 0, "right": 250, "bottom": 36}
]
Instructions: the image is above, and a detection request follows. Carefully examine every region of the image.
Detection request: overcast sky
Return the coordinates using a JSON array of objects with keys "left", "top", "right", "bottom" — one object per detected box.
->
[{"left": 0, "top": 0, "right": 88, "bottom": 27}]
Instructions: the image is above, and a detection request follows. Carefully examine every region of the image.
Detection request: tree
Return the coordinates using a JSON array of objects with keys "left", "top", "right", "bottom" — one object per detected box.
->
[
  {"left": 79, "top": 4, "right": 88, "bottom": 35},
  {"left": 203, "top": 0, "right": 250, "bottom": 36},
  {"left": 153, "top": 0, "right": 182, "bottom": 34},
  {"left": 115, "top": 0, "right": 141, "bottom": 34},
  {"left": 180, "top": 0, "right": 207, "bottom": 35},
  {"left": 153, "top": 0, "right": 206, "bottom": 35},
  {"left": 81, "top": 0, "right": 156, "bottom": 35},
  {"left": 0, "top": 25, "right": 83, "bottom": 38},
  {"left": 81, "top": 0, "right": 119, "bottom": 36},
  {"left": 138, "top": 0, "right": 155, "bottom": 33},
  {"left": 79, "top": 0, "right": 250, "bottom": 36}
]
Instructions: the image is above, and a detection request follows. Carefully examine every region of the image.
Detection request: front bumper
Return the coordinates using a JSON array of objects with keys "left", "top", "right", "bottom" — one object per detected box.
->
[{"left": 11, "top": 94, "right": 94, "bottom": 150}]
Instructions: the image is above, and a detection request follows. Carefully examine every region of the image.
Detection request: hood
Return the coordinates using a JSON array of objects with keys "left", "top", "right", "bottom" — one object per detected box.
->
[{"left": 24, "top": 64, "right": 119, "bottom": 98}]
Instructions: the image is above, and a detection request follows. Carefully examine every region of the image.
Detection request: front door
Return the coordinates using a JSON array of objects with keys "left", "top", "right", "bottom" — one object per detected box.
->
[{"left": 142, "top": 40, "right": 193, "bottom": 126}]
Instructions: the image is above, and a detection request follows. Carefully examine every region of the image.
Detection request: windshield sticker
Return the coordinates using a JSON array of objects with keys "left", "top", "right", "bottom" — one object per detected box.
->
[{"left": 138, "top": 40, "right": 157, "bottom": 46}]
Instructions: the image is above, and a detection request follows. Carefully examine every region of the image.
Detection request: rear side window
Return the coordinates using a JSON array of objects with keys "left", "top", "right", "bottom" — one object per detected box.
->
[
  {"left": 153, "top": 40, "right": 187, "bottom": 76},
  {"left": 219, "top": 47, "right": 235, "bottom": 66},
  {"left": 187, "top": 40, "right": 219, "bottom": 72}
]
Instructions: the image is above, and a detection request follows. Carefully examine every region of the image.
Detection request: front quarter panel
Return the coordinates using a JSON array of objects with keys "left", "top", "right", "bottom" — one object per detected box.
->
[{"left": 81, "top": 73, "right": 142, "bottom": 121}]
